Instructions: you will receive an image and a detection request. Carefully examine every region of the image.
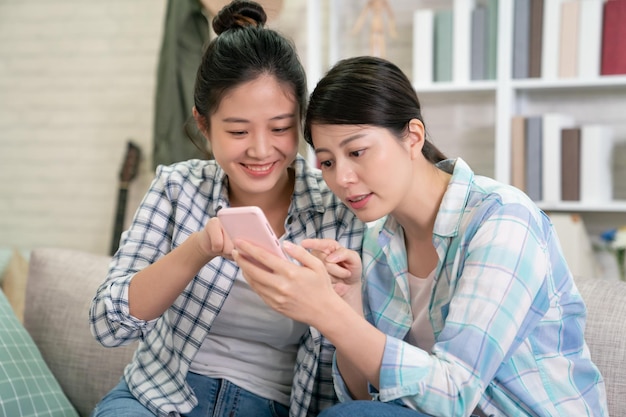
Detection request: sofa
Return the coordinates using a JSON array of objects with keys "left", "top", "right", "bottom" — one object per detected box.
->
[
  {"left": 0, "top": 248, "right": 136, "bottom": 417},
  {"left": 1, "top": 247, "right": 625, "bottom": 416}
]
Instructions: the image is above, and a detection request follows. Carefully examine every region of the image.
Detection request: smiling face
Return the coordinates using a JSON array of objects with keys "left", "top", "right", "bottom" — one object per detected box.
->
[
  {"left": 207, "top": 74, "right": 299, "bottom": 204},
  {"left": 312, "top": 123, "right": 420, "bottom": 223}
]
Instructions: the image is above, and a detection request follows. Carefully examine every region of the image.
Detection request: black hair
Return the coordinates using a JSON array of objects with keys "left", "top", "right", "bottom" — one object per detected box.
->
[
  {"left": 192, "top": 0, "right": 307, "bottom": 133},
  {"left": 304, "top": 56, "right": 446, "bottom": 164}
]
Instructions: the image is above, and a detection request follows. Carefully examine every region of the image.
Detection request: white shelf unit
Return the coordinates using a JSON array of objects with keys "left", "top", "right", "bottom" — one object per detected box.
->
[{"left": 307, "top": 0, "right": 626, "bottom": 232}]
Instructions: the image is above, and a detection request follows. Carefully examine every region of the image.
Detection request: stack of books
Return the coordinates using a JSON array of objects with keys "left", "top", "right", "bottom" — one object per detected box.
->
[
  {"left": 512, "top": 0, "right": 626, "bottom": 80},
  {"left": 413, "top": 0, "right": 498, "bottom": 84},
  {"left": 510, "top": 114, "right": 614, "bottom": 204},
  {"left": 412, "top": 0, "right": 626, "bottom": 84}
]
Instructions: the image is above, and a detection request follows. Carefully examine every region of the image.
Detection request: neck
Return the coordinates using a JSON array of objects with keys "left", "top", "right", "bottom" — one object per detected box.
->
[{"left": 393, "top": 161, "right": 450, "bottom": 242}]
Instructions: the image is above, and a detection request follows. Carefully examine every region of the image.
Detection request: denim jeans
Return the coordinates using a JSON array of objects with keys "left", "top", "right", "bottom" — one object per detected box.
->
[
  {"left": 91, "top": 372, "right": 289, "bottom": 417},
  {"left": 317, "top": 400, "right": 488, "bottom": 417}
]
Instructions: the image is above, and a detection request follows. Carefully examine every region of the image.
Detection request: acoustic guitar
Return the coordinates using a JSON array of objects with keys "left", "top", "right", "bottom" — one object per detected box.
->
[{"left": 110, "top": 141, "right": 141, "bottom": 256}]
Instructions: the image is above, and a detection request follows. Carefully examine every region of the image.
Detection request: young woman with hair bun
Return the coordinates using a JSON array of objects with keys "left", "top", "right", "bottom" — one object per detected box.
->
[{"left": 89, "top": 2, "right": 364, "bottom": 416}]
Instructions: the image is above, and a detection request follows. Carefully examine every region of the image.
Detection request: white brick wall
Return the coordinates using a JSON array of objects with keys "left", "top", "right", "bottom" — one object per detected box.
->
[{"left": 0, "top": 0, "right": 167, "bottom": 254}]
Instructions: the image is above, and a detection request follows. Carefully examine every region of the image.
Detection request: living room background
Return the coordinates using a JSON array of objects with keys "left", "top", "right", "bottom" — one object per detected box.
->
[{"left": 1, "top": 0, "right": 625, "bottom": 268}]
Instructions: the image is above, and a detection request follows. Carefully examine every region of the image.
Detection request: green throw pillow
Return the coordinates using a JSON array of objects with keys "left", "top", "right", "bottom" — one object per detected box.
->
[{"left": 0, "top": 289, "right": 79, "bottom": 417}]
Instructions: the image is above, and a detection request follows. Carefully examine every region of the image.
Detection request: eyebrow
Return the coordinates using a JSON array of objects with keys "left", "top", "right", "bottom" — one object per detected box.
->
[
  {"left": 314, "top": 133, "right": 367, "bottom": 154},
  {"left": 221, "top": 113, "right": 296, "bottom": 123}
]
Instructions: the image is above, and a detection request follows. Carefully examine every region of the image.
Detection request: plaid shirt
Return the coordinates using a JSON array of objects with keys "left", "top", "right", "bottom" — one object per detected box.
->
[
  {"left": 90, "top": 154, "right": 365, "bottom": 417},
  {"left": 335, "top": 158, "right": 607, "bottom": 417}
]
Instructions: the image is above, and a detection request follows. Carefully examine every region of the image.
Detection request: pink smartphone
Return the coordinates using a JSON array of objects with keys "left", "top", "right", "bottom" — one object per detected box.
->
[{"left": 217, "top": 206, "right": 288, "bottom": 260}]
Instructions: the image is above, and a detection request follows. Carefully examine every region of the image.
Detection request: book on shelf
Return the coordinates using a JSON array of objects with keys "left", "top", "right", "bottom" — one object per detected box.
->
[
  {"left": 471, "top": 4, "right": 488, "bottom": 81},
  {"left": 434, "top": 9, "right": 453, "bottom": 82},
  {"left": 528, "top": 0, "right": 544, "bottom": 78},
  {"left": 413, "top": 8, "right": 434, "bottom": 85},
  {"left": 453, "top": 0, "right": 476, "bottom": 83},
  {"left": 558, "top": 0, "right": 580, "bottom": 79},
  {"left": 486, "top": 0, "right": 498, "bottom": 80},
  {"left": 511, "top": 115, "right": 527, "bottom": 192},
  {"left": 580, "top": 125, "right": 613, "bottom": 204},
  {"left": 541, "top": 0, "right": 565, "bottom": 80},
  {"left": 512, "top": 0, "right": 531, "bottom": 79},
  {"left": 601, "top": 0, "right": 626, "bottom": 75},
  {"left": 561, "top": 127, "right": 581, "bottom": 202},
  {"left": 542, "top": 114, "right": 575, "bottom": 204},
  {"left": 577, "top": 0, "right": 604, "bottom": 79},
  {"left": 525, "top": 116, "right": 543, "bottom": 202}
]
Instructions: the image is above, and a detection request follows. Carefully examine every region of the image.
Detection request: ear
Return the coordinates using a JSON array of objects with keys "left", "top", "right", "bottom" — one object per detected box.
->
[
  {"left": 407, "top": 118, "right": 425, "bottom": 159},
  {"left": 192, "top": 106, "right": 210, "bottom": 140}
]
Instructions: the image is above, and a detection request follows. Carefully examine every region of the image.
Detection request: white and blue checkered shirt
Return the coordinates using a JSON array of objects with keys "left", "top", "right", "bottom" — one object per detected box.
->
[
  {"left": 90, "top": 154, "right": 365, "bottom": 417},
  {"left": 334, "top": 158, "right": 607, "bottom": 417}
]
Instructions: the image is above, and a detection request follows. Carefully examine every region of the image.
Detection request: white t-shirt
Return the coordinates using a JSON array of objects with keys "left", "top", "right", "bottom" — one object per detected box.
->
[
  {"left": 190, "top": 270, "right": 308, "bottom": 405},
  {"left": 404, "top": 270, "right": 436, "bottom": 352}
]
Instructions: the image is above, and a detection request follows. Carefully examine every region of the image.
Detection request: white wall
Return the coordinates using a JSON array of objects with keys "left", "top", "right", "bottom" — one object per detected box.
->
[
  {"left": 0, "top": 0, "right": 321, "bottom": 256},
  {"left": 0, "top": 0, "right": 166, "bottom": 254}
]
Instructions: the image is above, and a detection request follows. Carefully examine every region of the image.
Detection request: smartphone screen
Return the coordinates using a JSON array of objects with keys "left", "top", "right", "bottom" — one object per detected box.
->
[{"left": 217, "top": 206, "right": 288, "bottom": 260}]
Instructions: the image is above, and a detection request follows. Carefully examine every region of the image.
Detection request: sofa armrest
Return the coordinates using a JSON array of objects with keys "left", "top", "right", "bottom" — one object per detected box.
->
[
  {"left": 23, "top": 248, "right": 137, "bottom": 417},
  {"left": 576, "top": 278, "right": 626, "bottom": 416}
]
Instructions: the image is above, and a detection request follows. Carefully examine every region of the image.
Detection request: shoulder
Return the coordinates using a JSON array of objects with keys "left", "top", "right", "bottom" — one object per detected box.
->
[
  {"left": 469, "top": 176, "right": 546, "bottom": 230},
  {"left": 150, "top": 159, "right": 226, "bottom": 208},
  {"left": 442, "top": 158, "right": 546, "bottom": 232},
  {"left": 155, "top": 159, "right": 221, "bottom": 183}
]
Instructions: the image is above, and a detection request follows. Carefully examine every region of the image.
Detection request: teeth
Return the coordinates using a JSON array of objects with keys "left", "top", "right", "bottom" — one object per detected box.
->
[
  {"left": 245, "top": 163, "right": 272, "bottom": 172},
  {"left": 350, "top": 195, "right": 367, "bottom": 202}
]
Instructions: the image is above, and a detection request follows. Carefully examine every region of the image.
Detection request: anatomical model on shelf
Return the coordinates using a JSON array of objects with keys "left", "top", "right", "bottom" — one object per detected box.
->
[{"left": 351, "top": 0, "right": 397, "bottom": 58}]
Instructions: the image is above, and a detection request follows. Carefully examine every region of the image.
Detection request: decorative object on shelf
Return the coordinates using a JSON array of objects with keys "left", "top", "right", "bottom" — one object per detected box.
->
[
  {"left": 351, "top": 0, "right": 397, "bottom": 58},
  {"left": 599, "top": 226, "right": 626, "bottom": 281}
]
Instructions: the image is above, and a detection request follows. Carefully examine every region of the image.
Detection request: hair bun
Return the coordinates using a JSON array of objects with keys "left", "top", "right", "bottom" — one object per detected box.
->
[{"left": 212, "top": 0, "right": 267, "bottom": 35}]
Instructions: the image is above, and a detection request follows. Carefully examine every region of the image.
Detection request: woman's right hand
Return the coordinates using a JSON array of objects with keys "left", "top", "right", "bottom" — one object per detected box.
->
[{"left": 195, "top": 217, "right": 236, "bottom": 261}]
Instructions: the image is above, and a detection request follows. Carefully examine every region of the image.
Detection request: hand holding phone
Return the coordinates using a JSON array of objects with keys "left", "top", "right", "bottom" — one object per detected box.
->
[{"left": 217, "top": 206, "right": 288, "bottom": 261}]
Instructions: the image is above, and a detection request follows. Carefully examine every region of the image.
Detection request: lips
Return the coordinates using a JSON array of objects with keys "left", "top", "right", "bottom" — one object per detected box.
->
[{"left": 346, "top": 193, "right": 372, "bottom": 210}]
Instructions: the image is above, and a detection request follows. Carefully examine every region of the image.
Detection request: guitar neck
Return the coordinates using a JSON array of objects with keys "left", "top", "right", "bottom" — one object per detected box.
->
[
  {"left": 110, "top": 185, "right": 129, "bottom": 256},
  {"left": 111, "top": 140, "right": 141, "bottom": 256}
]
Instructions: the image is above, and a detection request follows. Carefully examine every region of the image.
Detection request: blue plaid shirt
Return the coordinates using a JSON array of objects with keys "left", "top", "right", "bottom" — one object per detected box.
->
[
  {"left": 90, "top": 154, "right": 365, "bottom": 417},
  {"left": 334, "top": 158, "right": 607, "bottom": 417}
]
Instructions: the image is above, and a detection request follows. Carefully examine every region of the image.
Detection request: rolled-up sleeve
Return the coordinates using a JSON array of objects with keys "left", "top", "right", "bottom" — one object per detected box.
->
[{"left": 89, "top": 168, "right": 175, "bottom": 346}]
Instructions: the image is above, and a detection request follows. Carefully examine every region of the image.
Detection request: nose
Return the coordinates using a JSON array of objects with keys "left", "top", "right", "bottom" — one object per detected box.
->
[
  {"left": 334, "top": 159, "right": 357, "bottom": 187},
  {"left": 247, "top": 132, "right": 271, "bottom": 158}
]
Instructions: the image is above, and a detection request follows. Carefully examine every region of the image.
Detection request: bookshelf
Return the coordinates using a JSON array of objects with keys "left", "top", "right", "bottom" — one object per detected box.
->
[{"left": 305, "top": 0, "right": 626, "bottom": 236}]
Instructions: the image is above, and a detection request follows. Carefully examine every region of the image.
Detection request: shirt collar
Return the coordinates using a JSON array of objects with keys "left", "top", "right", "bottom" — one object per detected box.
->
[{"left": 433, "top": 157, "right": 473, "bottom": 238}]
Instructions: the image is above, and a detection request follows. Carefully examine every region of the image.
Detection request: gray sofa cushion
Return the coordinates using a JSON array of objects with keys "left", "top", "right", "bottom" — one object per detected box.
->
[
  {"left": 23, "top": 248, "right": 137, "bottom": 417},
  {"left": 576, "top": 278, "right": 626, "bottom": 416}
]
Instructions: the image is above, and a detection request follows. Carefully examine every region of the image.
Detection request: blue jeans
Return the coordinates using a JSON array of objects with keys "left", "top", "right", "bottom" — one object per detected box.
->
[
  {"left": 317, "top": 400, "right": 488, "bottom": 417},
  {"left": 91, "top": 372, "right": 289, "bottom": 417}
]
